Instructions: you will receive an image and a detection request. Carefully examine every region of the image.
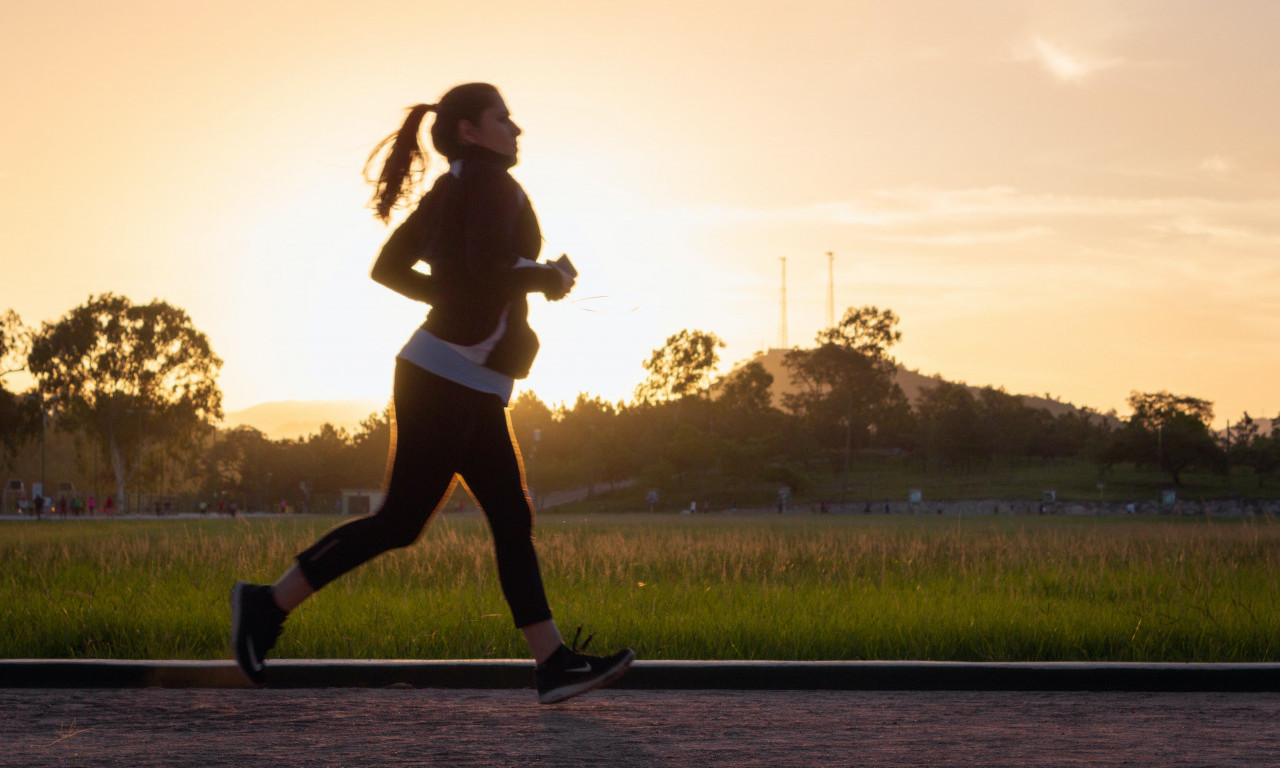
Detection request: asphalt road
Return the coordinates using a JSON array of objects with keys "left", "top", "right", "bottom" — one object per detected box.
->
[{"left": 4, "top": 687, "right": 1278, "bottom": 767}]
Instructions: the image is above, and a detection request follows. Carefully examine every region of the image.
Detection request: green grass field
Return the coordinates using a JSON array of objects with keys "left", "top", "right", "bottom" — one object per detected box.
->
[
  {"left": 559, "top": 459, "right": 1280, "bottom": 515},
  {"left": 2, "top": 513, "right": 1277, "bottom": 662}
]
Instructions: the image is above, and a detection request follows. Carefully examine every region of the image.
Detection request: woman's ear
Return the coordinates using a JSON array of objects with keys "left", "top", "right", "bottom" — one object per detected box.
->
[{"left": 457, "top": 119, "right": 477, "bottom": 145}]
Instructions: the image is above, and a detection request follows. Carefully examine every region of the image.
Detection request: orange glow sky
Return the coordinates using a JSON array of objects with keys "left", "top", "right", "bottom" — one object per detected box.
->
[{"left": 4, "top": 1, "right": 1279, "bottom": 426}]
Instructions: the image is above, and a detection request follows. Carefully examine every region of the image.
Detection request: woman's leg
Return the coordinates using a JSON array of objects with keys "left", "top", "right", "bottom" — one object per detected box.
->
[
  {"left": 292, "top": 362, "right": 463, "bottom": 597},
  {"left": 520, "top": 618, "right": 564, "bottom": 664},
  {"left": 459, "top": 396, "right": 561, "bottom": 662},
  {"left": 270, "top": 565, "right": 313, "bottom": 612},
  {"left": 234, "top": 362, "right": 466, "bottom": 685}
]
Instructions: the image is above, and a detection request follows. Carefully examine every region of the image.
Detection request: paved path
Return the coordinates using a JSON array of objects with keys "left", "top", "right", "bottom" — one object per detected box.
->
[{"left": 4, "top": 688, "right": 1277, "bottom": 767}]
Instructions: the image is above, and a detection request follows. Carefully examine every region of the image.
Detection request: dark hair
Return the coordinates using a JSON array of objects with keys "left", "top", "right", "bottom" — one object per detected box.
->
[{"left": 364, "top": 83, "right": 501, "bottom": 222}]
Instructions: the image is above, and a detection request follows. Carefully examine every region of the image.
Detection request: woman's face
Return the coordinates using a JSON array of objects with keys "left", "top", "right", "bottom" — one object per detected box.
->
[{"left": 459, "top": 95, "right": 521, "bottom": 157}]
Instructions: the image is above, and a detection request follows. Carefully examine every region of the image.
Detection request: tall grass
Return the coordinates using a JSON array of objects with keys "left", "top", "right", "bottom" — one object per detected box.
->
[{"left": 1, "top": 514, "right": 1276, "bottom": 661}]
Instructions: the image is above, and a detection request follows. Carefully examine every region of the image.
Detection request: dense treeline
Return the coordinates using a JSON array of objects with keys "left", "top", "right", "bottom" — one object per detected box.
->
[{"left": 2, "top": 297, "right": 1278, "bottom": 512}]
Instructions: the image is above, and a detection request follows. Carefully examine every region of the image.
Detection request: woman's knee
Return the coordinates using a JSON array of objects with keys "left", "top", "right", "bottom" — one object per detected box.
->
[{"left": 369, "top": 503, "right": 432, "bottom": 550}]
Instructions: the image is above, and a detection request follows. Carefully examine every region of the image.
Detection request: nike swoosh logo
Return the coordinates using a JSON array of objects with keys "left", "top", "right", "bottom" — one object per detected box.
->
[
  {"left": 565, "top": 664, "right": 593, "bottom": 673},
  {"left": 247, "top": 639, "right": 263, "bottom": 672}
]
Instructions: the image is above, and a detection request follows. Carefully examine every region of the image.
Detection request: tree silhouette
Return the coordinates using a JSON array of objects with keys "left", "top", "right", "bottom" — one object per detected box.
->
[
  {"left": 784, "top": 307, "right": 905, "bottom": 462},
  {"left": 635, "top": 330, "right": 725, "bottom": 403},
  {"left": 1105, "top": 391, "right": 1223, "bottom": 485},
  {"left": 915, "top": 380, "right": 986, "bottom": 469},
  {"left": 717, "top": 360, "right": 774, "bottom": 414},
  {"left": 27, "top": 294, "right": 223, "bottom": 510},
  {"left": 0, "top": 310, "right": 38, "bottom": 462},
  {"left": 816, "top": 306, "right": 902, "bottom": 363}
]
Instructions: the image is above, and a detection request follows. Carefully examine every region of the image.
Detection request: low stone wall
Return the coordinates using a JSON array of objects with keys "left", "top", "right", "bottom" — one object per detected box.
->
[{"left": 806, "top": 498, "right": 1280, "bottom": 517}]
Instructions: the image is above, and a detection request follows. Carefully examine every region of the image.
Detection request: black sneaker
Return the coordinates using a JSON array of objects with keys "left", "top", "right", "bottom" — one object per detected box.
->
[
  {"left": 230, "top": 581, "right": 287, "bottom": 686},
  {"left": 535, "top": 632, "right": 635, "bottom": 704}
]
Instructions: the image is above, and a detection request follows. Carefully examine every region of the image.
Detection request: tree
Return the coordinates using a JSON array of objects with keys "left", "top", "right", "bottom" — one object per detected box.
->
[
  {"left": 0, "top": 310, "right": 38, "bottom": 462},
  {"left": 1227, "top": 412, "right": 1280, "bottom": 478},
  {"left": 202, "top": 425, "right": 271, "bottom": 504},
  {"left": 27, "top": 294, "right": 223, "bottom": 510},
  {"left": 350, "top": 404, "right": 393, "bottom": 489},
  {"left": 1127, "top": 391, "right": 1214, "bottom": 432},
  {"left": 915, "top": 380, "right": 987, "bottom": 469},
  {"left": 635, "top": 330, "right": 725, "bottom": 403},
  {"left": 716, "top": 360, "right": 774, "bottom": 414},
  {"left": 558, "top": 393, "right": 626, "bottom": 495},
  {"left": 509, "top": 391, "right": 556, "bottom": 503},
  {"left": 816, "top": 306, "right": 902, "bottom": 363},
  {"left": 0, "top": 310, "right": 28, "bottom": 382},
  {"left": 783, "top": 306, "right": 905, "bottom": 462},
  {"left": 1105, "top": 390, "right": 1223, "bottom": 485}
]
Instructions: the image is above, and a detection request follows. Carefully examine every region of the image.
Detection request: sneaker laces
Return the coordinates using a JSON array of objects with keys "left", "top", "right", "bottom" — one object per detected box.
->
[{"left": 568, "top": 625, "right": 595, "bottom": 654}]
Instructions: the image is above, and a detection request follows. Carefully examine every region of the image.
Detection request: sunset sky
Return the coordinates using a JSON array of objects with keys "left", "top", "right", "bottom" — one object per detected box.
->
[{"left": 4, "top": 1, "right": 1278, "bottom": 428}]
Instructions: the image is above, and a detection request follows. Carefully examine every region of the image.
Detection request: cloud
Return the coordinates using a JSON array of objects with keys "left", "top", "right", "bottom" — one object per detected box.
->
[
  {"left": 1024, "top": 36, "right": 1121, "bottom": 84},
  {"left": 1148, "top": 218, "right": 1280, "bottom": 248},
  {"left": 861, "top": 226, "right": 1052, "bottom": 247},
  {"left": 660, "top": 186, "right": 1280, "bottom": 257},
  {"left": 1200, "top": 155, "right": 1233, "bottom": 174}
]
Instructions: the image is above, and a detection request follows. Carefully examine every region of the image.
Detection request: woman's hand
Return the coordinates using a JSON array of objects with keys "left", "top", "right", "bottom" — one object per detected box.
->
[{"left": 541, "top": 262, "right": 575, "bottom": 301}]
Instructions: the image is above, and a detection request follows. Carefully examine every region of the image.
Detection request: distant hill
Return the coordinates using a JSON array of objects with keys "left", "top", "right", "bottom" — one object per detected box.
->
[
  {"left": 221, "top": 399, "right": 385, "bottom": 440},
  {"left": 744, "top": 347, "right": 1114, "bottom": 424}
]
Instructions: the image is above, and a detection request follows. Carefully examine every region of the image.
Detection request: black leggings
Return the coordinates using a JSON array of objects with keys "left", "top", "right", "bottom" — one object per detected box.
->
[{"left": 295, "top": 360, "right": 552, "bottom": 628}]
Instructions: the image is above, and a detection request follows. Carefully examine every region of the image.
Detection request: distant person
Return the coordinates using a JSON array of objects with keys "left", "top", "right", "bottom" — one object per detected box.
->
[
  {"left": 231, "top": 83, "right": 633, "bottom": 704},
  {"left": 33, "top": 495, "right": 43, "bottom": 518},
  {"left": 104, "top": 496, "right": 114, "bottom": 516},
  {"left": 87, "top": 495, "right": 96, "bottom": 516}
]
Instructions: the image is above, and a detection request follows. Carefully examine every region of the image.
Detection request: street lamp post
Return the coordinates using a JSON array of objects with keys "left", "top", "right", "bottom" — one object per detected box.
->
[
  {"left": 126, "top": 407, "right": 154, "bottom": 515},
  {"left": 39, "top": 392, "right": 48, "bottom": 505},
  {"left": 35, "top": 391, "right": 59, "bottom": 510}
]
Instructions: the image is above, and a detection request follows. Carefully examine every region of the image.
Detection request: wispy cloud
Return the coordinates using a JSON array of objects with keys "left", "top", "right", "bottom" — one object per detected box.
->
[
  {"left": 1148, "top": 218, "right": 1280, "bottom": 248},
  {"left": 1200, "top": 155, "right": 1234, "bottom": 174},
  {"left": 678, "top": 186, "right": 1279, "bottom": 225},
  {"left": 860, "top": 226, "right": 1051, "bottom": 247},
  {"left": 662, "top": 186, "right": 1280, "bottom": 254},
  {"left": 1023, "top": 36, "right": 1121, "bottom": 84}
]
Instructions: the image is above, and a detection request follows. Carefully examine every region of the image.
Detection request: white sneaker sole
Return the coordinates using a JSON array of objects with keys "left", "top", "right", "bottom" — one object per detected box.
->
[
  {"left": 230, "top": 582, "right": 264, "bottom": 686},
  {"left": 538, "top": 650, "right": 635, "bottom": 704}
]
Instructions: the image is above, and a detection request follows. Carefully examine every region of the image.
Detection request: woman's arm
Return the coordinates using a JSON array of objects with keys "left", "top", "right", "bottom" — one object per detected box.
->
[
  {"left": 463, "top": 164, "right": 567, "bottom": 299},
  {"left": 370, "top": 198, "right": 438, "bottom": 303}
]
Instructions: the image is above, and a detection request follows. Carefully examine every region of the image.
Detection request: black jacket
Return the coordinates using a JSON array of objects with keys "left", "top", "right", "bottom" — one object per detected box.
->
[{"left": 371, "top": 146, "right": 564, "bottom": 378}]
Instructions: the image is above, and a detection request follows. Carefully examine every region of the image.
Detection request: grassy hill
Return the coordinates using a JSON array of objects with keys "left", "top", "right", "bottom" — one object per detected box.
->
[{"left": 745, "top": 347, "right": 1113, "bottom": 423}]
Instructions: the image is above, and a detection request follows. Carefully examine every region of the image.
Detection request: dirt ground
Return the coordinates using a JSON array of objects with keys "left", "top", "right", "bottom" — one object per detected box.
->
[{"left": 2, "top": 688, "right": 1277, "bottom": 767}]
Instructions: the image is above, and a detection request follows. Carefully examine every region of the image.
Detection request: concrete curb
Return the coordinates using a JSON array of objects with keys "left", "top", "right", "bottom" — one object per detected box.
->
[{"left": 3, "top": 660, "right": 1279, "bottom": 692}]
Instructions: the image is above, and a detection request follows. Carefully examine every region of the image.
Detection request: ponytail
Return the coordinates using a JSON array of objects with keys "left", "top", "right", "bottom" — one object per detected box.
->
[
  {"left": 364, "top": 84, "right": 502, "bottom": 223},
  {"left": 364, "top": 103, "right": 435, "bottom": 223}
]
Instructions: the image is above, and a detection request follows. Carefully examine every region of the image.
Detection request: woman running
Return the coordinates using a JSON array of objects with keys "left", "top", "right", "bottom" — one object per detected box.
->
[{"left": 231, "top": 83, "right": 633, "bottom": 704}]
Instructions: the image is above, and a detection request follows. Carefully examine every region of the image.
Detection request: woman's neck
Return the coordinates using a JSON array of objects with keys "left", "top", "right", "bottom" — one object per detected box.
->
[{"left": 459, "top": 144, "right": 518, "bottom": 169}]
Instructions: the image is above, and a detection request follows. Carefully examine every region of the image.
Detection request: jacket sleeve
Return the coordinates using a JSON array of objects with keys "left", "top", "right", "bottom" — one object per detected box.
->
[
  {"left": 369, "top": 197, "right": 438, "bottom": 303},
  {"left": 462, "top": 165, "right": 565, "bottom": 298}
]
